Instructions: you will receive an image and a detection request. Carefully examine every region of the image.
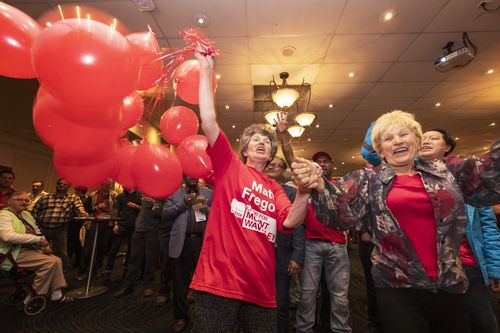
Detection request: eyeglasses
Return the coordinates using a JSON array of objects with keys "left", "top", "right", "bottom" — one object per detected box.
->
[{"left": 267, "top": 163, "right": 286, "bottom": 169}]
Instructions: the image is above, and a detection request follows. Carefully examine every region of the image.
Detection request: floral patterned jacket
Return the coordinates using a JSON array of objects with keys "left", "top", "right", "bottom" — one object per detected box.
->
[{"left": 311, "top": 140, "right": 500, "bottom": 293}]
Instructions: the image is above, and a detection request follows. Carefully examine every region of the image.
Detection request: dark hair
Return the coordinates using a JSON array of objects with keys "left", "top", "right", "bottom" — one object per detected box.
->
[
  {"left": 429, "top": 128, "right": 456, "bottom": 156},
  {"left": 0, "top": 169, "right": 15, "bottom": 179}
]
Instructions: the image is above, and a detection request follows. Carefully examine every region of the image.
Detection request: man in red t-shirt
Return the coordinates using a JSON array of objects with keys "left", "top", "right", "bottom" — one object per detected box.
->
[{"left": 276, "top": 111, "right": 351, "bottom": 333}]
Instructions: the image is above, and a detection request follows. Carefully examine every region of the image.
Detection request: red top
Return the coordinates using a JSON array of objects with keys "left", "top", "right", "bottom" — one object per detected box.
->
[
  {"left": 190, "top": 131, "right": 292, "bottom": 308},
  {"left": 387, "top": 174, "right": 438, "bottom": 279},
  {"left": 459, "top": 237, "right": 478, "bottom": 267},
  {"left": 304, "top": 204, "right": 347, "bottom": 243}
]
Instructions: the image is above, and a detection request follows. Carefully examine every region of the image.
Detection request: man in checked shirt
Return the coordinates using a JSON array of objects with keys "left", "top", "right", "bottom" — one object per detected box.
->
[{"left": 31, "top": 179, "right": 89, "bottom": 269}]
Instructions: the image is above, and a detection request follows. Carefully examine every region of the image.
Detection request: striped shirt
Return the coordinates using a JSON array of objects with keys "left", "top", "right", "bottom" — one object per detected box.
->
[{"left": 31, "top": 193, "right": 86, "bottom": 228}]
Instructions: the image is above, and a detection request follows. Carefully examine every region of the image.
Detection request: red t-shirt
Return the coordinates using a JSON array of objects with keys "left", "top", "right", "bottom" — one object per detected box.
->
[
  {"left": 387, "top": 174, "right": 438, "bottom": 279},
  {"left": 459, "top": 237, "right": 478, "bottom": 267},
  {"left": 304, "top": 180, "right": 347, "bottom": 243},
  {"left": 190, "top": 131, "right": 292, "bottom": 308}
]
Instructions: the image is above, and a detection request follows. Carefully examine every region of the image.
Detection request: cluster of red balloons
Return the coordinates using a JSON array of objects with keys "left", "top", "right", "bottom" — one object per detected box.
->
[{"left": 0, "top": 2, "right": 214, "bottom": 198}]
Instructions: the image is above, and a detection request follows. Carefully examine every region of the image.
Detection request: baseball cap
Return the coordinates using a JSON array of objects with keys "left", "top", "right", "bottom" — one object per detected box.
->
[{"left": 312, "top": 151, "right": 333, "bottom": 163}]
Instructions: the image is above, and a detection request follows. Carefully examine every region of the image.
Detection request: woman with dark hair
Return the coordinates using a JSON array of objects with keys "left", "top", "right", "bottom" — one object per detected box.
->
[
  {"left": 299, "top": 110, "right": 499, "bottom": 333},
  {"left": 189, "top": 50, "right": 317, "bottom": 332}
]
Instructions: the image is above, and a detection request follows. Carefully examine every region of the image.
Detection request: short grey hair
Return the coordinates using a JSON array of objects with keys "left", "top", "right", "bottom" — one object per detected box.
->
[{"left": 239, "top": 124, "right": 278, "bottom": 164}]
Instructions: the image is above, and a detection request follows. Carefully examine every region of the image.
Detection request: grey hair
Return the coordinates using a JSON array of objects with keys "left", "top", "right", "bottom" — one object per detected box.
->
[{"left": 239, "top": 124, "right": 278, "bottom": 164}]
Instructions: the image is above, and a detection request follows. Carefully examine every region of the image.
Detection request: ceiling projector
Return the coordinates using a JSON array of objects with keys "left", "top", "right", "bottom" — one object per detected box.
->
[{"left": 434, "top": 46, "right": 475, "bottom": 72}]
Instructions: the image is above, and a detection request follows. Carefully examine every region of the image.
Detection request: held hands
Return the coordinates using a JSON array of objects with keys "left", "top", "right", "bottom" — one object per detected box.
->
[
  {"left": 194, "top": 46, "right": 214, "bottom": 71},
  {"left": 291, "top": 157, "right": 324, "bottom": 191}
]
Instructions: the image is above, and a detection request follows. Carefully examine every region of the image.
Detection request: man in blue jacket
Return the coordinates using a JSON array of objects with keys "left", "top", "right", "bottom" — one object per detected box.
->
[{"left": 362, "top": 124, "right": 500, "bottom": 333}]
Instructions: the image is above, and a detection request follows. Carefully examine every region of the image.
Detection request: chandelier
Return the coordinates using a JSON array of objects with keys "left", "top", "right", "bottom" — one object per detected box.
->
[{"left": 264, "top": 72, "right": 316, "bottom": 138}]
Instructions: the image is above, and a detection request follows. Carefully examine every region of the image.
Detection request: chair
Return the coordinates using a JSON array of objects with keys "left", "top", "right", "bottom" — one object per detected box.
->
[{"left": 0, "top": 250, "right": 47, "bottom": 316}]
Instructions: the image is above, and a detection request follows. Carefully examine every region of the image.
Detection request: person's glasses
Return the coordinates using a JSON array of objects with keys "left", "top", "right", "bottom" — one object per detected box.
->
[{"left": 268, "top": 163, "right": 286, "bottom": 169}]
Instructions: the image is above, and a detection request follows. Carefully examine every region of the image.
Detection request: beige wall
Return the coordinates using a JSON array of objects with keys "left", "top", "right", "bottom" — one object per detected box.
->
[{"left": 0, "top": 129, "right": 57, "bottom": 193}]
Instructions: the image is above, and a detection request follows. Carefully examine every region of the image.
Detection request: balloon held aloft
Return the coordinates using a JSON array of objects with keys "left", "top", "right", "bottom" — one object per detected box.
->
[
  {"left": 160, "top": 106, "right": 199, "bottom": 145},
  {"left": 31, "top": 18, "right": 140, "bottom": 108},
  {"left": 0, "top": 2, "right": 42, "bottom": 78},
  {"left": 172, "top": 59, "right": 217, "bottom": 105},
  {"left": 121, "top": 92, "right": 144, "bottom": 130},
  {"left": 176, "top": 135, "right": 213, "bottom": 178},
  {"left": 131, "top": 143, "right": 183, "bottom": 199}
]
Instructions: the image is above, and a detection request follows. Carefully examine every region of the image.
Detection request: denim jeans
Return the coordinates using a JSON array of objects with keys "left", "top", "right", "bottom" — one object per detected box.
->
[{"left": 296, "top": 239, "right": 351, "bottom": 333}]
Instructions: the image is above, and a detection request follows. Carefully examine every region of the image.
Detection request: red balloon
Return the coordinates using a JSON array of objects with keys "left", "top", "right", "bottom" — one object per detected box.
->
[
  {"left": 131, "top": 143, "right": 182, "bottom": 198},
  {"left": 33, "top": 88, "right": 122, "bottom": 158},
  {"left": 176, "top": 135, "right": 213, "bottom": 178},
  {"left": 53, "top": 146, "right": 120, "bottom": 188},
  {"left": 36, "top": 87, "right": 123, "bottom": 128},
  {"left": 172, "top": 59, "right": 217, "bottom": 105},
  {"left": 121, "top": 92, "right": 144, "bottom": 130},
  {"left": 0, "top": 2, "right": 42, "bottom": 78},
  {"left": 32, "top": 18, "right": 140, "bottom": 108},
  {"left": 160, "top": 106, "right": 199, "bottom": 145},
  {"left": 126, "top": 32, "right": 164, "bottom": 90},
  {"left": 115, "top": 141, "right": 138, "bottom": 190}
]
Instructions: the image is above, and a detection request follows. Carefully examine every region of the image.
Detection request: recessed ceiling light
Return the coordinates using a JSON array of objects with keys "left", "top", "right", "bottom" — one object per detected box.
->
[
  {"left": 435, "top": 102, "right": 441, "bottom": 107},
  {"left": 232, "top": 125, "right": 236, "bottom": 128},
  {"left": 486, "top": 69, "right": 494, "bottom": 75},
  {"left": 46, "top": 22, "right": 52, "bottom": 27},
  {"left": 489, "top": 122, "right": 496, "bottom": 126},
  {"left": 348, "top": 71, "right": 356, "bottom": 78},
  {"left": 351, "top": 155, "right": 355, "bottom": 159},
  {"left": 483, "top": 147, "right": 488, "bottom": 150},
  {"left": 315, "top": 124, "right": 319, "bottom": 128},
  {"left": 193, "top": 13, "right": 209, "bottom": 27},
  {"left": 281, "top": 46, "right": 296, "bottom": 57},
  {"left": 307, "top": 138, "right": 311, "bottom": 142},
  {"left": 215, "top": 74, "right": 221, "bottom": 80},
  {"left": 334, "top": 167, "right": 337, "bottom": 170},
  {"left": 225, "top": 105, "right": 230, "bottom": 110},
  {"left": 455, "top": 137, "right": 460, "bottom": 140},
  {"left": 341, "top": 162, "right": 345, "bottom": 165},
  {"left": 132, "top": 0, "right": 156, "bottom": 12},
  {"left": 301, "top": 148, "right": 304, "bottom": 152},
  {"left": 382, "top": 10, "right": 395, "bottom": 22},
  {"left": 328, "top": 104, "right": 333, "bottom": 108},
  {"left": 236, "top": 138, "right": 239, "bottom": 142}
]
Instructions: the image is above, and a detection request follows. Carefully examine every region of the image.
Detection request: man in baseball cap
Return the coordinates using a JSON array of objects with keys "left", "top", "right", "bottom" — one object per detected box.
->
[{"left": 312, "top": 151, "right": 334, "bottom": 180}]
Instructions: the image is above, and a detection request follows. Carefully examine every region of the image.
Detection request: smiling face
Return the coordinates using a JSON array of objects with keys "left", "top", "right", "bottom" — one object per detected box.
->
[
  {"left": 8, "top": 192, "right": 30, "bottom": 214},
  {"left": 380, "top": 124, "right": 420, "bottom": 170},
  {"left": 418, "top": 130, "right": 450, "bottom": 160},
  {"left": 243, "top": 133, "right": 272, "bottom": 167}
]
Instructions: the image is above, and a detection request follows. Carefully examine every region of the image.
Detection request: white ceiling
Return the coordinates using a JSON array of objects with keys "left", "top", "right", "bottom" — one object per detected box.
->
[{"left": 5, "top": 0, "right": 500, "bottom": 175}]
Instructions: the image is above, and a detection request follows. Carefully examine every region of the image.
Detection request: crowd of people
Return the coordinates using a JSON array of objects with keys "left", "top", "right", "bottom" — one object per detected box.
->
[{"left": 0, "top": 49, "right": 499, "bottom": 333}]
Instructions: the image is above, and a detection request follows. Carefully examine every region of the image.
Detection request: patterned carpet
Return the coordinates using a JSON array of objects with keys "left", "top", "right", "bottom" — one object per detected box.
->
[{"left": 0, "top": 245, "right": 498, "bottom": 333}]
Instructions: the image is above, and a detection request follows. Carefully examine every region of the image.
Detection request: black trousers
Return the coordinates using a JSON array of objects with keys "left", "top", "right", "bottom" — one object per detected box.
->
[
  {"left": 106, "top": 225, "right": 135, "bottom": 271},
  {"left": 172, "top": 235, "right": 203, "bottom": 320},
  {"left": 464, "top": 265, "right": 499, "bottom": 333},
  {"left": 158, "top": 231, "right": 172, "bottom": 296},
  {"left": 67, "top": 220, "right": 83, "bottom": 269},
  {"left": 275, "top": 252, "right": 291, "bottom": 333},
  {"left": 124, "top": 231, "right": 158, "bottom": 288},
  {"left": 376, "top": 287, "right": 470, "bottom": 333},
  {"left": 359, "top": 240, "right": 383, "bottom": 332}
]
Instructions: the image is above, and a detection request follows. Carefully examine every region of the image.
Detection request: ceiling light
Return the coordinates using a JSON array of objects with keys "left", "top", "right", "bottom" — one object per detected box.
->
[
  {"left": 351, "top": 155, "right": 355, "bottom": 159},
  {"left": 341, "top": 162, "right": 345, "bottom": 165},
  {"left": 348, "top": 71, "right": 356, "bottom": 78},
  {"left": 489, "top": 122, "right": 496, "bottom": 126},
  {"left": 281, "top": 46, "right": 296, "bottom": 57},
  {"left": 455, "top": 137, "right": 460, "bottom": 140},
  {"left": 264, "top": 110, "right": 281, "bottom": 126},
  {"left": 132, "top": 0, "right": 155, "bottom": 12},
  {"left": 236, "top": 138, "right": 239, "bottom": 142},
  {"left": 334, "top": 167, "right": 337, "bottom": 170},
  {"left": 315, "top": 124, "right": 319, "bottom": 128},
  {"left": 328, "top": 104, "right": 333, "bottom": 108},
  {"left": 194, "top": 13, "right": 209, "bottom": 27},
  {"left": 483, "top": 147, "right": 488, "bottom": 150},
  {"left": 486, "top": 69, "right": 494, "bottom": 75},
  {"left": 295, "top": 112, "right": 317, "bottom": 127},
  {"left": 435, "top": 102, "right": 441, "bottom": 107},
  {"left": 287, "top": 125, "right": 305, "bottom": 138},
  {"left": 216, "top": 74, "right": 221, "bottom": 80},
  {"left": 271, "top": 72, "right": 302, "bottom": 108},
  {"left": 382, "top": 10, "right": 395, "bottom": 22},
  {"left": 225, "top": 105, "right": 230, "bottom": 110},
  {"left": 232, "top": 125, "right": 236, "bottom": 128},
  {"left": 307, "top": 138, "right": 311, "bottom": 142}
]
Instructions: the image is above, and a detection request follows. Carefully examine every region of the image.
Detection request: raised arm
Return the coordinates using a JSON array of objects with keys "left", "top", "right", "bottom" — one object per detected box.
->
[
  {"left": 275, "top": 112, "right": 295, "bottom": 166},
  {"left": 195, "top": 51, "right": 219, "bottom": 147}
]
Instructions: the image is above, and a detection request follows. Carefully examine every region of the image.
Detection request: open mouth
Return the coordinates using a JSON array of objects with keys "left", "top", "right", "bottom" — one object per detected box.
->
[
  {"left": 421, "top": 145, "right": 432, "bottom": 150},
  {"left": 256, "top": 146, "right": 265, "bottom": 153},
  {"left": 393, "top": 147, "right": 408, "bottom": 155}
]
